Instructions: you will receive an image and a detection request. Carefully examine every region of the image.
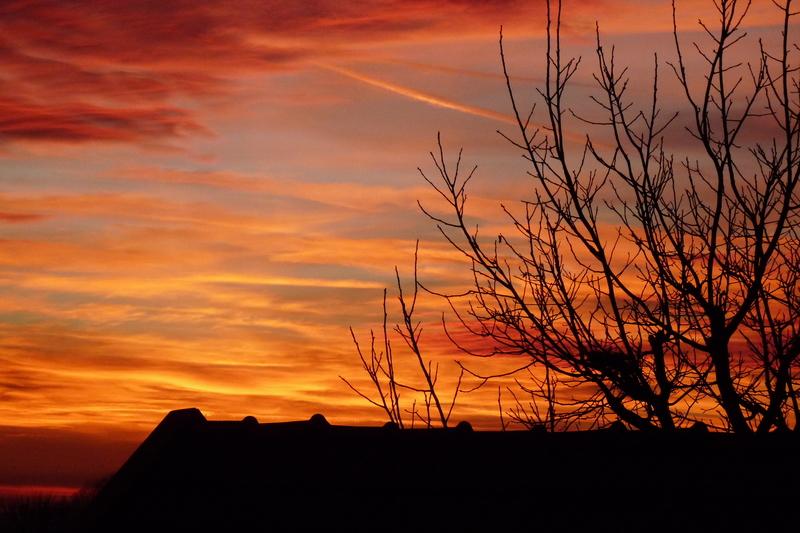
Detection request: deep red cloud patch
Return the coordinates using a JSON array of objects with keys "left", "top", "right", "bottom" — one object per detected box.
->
[
  {"left": 0, "top": 212, "right": 46, "bottom": 223},
  {"left": 0, "top": 96, "right": 207, "bottom": 143}
]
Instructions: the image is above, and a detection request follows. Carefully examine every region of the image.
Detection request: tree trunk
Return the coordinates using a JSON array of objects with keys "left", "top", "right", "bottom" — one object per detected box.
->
[{"left": 709, "top": 336, "right": 750, "bottom": 433}]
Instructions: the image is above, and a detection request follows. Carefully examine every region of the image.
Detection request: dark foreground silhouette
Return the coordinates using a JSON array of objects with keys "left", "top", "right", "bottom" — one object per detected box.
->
[{"left": 20, "top": 408, "right": 798, "bottom": 532}]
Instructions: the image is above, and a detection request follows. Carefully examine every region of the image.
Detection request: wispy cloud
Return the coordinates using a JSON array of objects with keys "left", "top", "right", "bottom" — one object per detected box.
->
[{"left": 0, "top": 96, "right": 207, "bottom": 143}]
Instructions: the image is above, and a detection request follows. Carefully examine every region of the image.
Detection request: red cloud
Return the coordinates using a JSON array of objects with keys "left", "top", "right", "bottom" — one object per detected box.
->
[
  {"left": 0, "top": 0, "right": 782, "bottom": 145},
  {"left": 0, "top": 212, "right": 46, "bottom": 223},
  {"left": 0, "top": 96, "right": 207, "bottom": 143},
  {"left": 0, "top": 0, "right": 546, "bottom": 145}
]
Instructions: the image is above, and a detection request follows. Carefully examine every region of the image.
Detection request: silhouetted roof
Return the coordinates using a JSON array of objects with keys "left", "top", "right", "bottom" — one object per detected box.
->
[{"left": 87, "top": 408, "right": 798, "bottom": 532}]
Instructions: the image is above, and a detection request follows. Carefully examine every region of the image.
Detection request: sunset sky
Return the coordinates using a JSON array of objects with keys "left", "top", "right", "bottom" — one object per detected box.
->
[{"left": 0, "top": 0, "right": 788, "bottom": 491}]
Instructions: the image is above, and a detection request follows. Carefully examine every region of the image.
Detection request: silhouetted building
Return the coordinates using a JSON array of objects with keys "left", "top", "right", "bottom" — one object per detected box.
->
[{"left": 86, "top": 408, "right": 798, "bottom": 532}]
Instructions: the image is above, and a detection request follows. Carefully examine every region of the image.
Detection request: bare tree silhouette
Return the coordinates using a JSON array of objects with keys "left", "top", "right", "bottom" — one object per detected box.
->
[
  {"left": 342, "top": 242, "right": 463, "bottom": 428},
  {"left": 348, "top": 0, "right": 800, "bottom": 432}
]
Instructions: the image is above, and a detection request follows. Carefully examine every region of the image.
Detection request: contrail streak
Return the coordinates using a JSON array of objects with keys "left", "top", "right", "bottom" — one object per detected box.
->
[
  {"left": 319, "top": 63, "right": 591, "bottom": 145},
  {"left": 319, "top": 64, "right": 516, "bottom": 125}
]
